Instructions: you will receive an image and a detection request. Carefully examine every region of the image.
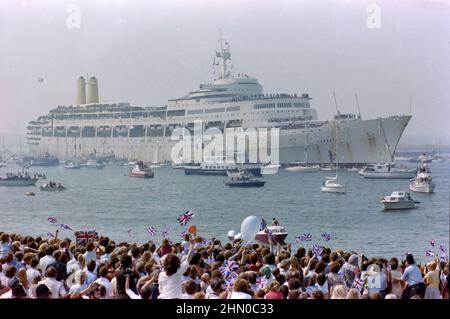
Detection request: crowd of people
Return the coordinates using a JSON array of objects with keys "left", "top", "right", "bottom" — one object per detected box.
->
[{"left": 0, "top": 230, "right": 448, "bottom": 300}]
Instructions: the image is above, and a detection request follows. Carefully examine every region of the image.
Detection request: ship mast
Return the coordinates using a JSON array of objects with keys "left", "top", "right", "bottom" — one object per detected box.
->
[{"left": 215, "top": 29, "right": 232, "bottom": 79}]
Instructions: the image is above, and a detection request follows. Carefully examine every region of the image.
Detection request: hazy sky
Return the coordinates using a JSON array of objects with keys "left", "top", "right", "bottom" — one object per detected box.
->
[{"left": 1, "top": 0, "right": 449, "bottom": 145}]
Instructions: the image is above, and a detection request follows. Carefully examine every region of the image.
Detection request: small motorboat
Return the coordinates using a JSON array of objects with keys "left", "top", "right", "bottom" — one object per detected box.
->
[
  {"left": 40, "top": 182, "right": 66, "bottom": 191},
  {"left": 380, "top": 191, "right": 419, "bottom": 210},
  {"left": 224, "top": 170, "right": 265, "bottom": 187},
  {"left": 321, "top": 176, "right": 346, "bottom": 194},
  {"left": 284, "top": 162, "right": 319, "bottom": 172},
  {"left": 64, "top": 162, "right": 81, "bottom": 169},
  {"left": 25, "top": 192, "right": 35, "bottom": 196},
  {"left": 261, "top": 163, "right": 281, "bottom": 175},
  {"left": 347, "top": 166, "right": 359, "bottom": 172},
  {"left": 129, "top": 162, "right": 154, "bottom": 178},
  {"left": 409, "top": 165, "right": 435, "bottom": 193},
  {"left": 255, "top": 226, "right": 288, "bottom": 245},
  {"left": 85, "top": 159, "right": 104, "bottom": 169}
]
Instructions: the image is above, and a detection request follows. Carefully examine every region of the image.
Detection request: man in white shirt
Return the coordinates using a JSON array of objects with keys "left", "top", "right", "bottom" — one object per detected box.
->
[
  {"left": 94, "top": 266, "right": 113, "bottom": 298},
  {"left": 38, "top": 246, "right": 56, "bottom": 273},
  {"left": 26, "top": 258, "right": 41, "bottom": 286},
  {"left": 38, "top": 266, "right": 66, "bottom": 299}
]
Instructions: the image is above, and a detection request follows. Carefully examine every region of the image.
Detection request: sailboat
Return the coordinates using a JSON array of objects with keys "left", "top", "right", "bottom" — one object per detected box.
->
[
  {"left": 285, "top": 122, "right": 319, "bottom": 172},
  {"left": 321, "top": 95, "right": 346, "bottom": 194}
]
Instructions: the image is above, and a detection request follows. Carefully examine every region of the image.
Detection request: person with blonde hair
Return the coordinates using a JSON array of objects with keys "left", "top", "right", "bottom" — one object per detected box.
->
[
  {"left": 17, "top": 268, "right": 30, "bottom": 296},
  {"left": 330, "top": 284, "right": 347, "bottom": 299},
  {"left": 424, "top": 260, "right": 441, "bottom": 299},
  {"left": 346, "top": 287, "right": 360, "bottom": 299}
]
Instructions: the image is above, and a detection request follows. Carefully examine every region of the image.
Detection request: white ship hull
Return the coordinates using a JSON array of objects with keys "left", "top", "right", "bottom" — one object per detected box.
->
[
  {"left": 0, "top": 179, "right": 38, "bottom": 186},
  {"left": 409, "top": 181, "right": 435, "bottom": 193},
  {"left": 30, "top": 115, "right": 411, "bottom": 165},
  {"left": 285, "top": 165, "right": 319, "bottom": 172}
]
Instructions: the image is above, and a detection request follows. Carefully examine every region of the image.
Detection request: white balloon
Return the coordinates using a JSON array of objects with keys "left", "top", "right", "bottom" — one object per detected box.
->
[
  {"left": 227, "top": 230, "right": 236, "bottom": 241},
  {"left": 234, "top": 233, "right": 242, "bottom": 240},
  {"left": 240, "top": 215, "right": 260, "bottom": 242}
]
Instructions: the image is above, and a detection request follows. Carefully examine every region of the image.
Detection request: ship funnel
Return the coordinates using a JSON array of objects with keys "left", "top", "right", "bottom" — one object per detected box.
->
[
  {"left": 86, "top": 76, "right": 99, "bottom": 103},
  {"left": 76, "top": 76, "right": 86, "bottom": 104}
]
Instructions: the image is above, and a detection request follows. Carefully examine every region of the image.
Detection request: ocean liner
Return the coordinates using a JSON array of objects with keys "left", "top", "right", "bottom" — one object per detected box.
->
[{"left": 26, "top": 39, "right": 411, "bottom": 165}]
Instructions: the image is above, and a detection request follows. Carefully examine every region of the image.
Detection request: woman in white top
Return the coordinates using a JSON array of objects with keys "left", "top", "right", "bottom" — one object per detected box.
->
[
  {"left": 158, "top": 235, "right": 195, "bottom": 299},
  {"left": 228, "top": 278, "right": 253, "bottom": 299}
]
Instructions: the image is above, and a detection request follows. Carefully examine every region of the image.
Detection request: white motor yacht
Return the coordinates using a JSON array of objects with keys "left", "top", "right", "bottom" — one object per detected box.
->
[
  {"left": 380, "top": 191, "right": 419, "bottom": 210},
  {"left": 409, "top": 165, "right": 435, "bottom": 193},
  {"left": 261, "top": 163, "right": 281, "bottom": 175}
]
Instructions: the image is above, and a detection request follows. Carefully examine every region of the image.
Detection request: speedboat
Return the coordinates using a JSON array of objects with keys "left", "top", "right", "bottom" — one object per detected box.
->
[
  {"left": 284, "top": 162, "right": 319, "bottom": 172},
  {"left": 255, "top": 226, "right": 288, "bottom": 245},
  {"left": 380, "top": 191, "right": 419, "bottom": 210},
  {"left": 64, "top": 162, "right": 81, "bottom": 169},
  {"left": 40, "top": 182, "right": 66, "bottom": 191},
  {"left": 409, "top": 165, "right": 435, "bottom": 193},
  {"left": 321, "top": 176, "right": 346, "bottom": 193},
  {"left": 129, "top": 162, "right": 154, "bottom": 178},
  {"left": 85, "top": 159, "right": 104, "bottom": 169},
  {"left": 224, "top": 170, "right": 265, "bottom": 187},
  {"left": 360, "top": 162, "right": 416, "bottom": 179},
  {"left": 261, "top": 163, "right": 281, "bottom": 175},
  {"left": 0, "top": 174, "right": 38, "bottom": 186}
]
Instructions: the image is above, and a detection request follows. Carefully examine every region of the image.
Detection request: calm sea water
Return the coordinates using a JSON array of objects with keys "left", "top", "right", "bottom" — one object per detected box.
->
[{"left": 1, "top": 161, "right": 449, "bottom": 262}]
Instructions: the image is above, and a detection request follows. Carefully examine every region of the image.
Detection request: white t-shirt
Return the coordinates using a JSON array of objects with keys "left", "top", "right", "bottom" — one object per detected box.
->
[
  {"left": 230, "top": 291, "right": 252, "bottom": 299},
  {"left": 38, "top": 277, "right": 66, "bottom": 299},
  {"left": 69, "top": 283, "right": 87, "bottom": 294},
  {"left": 38, "top": 255, "right": 56, "bottom": 273},
  {"left": 94, "top": 277, "right": 113, "bottom": 298},
  {"left": 158, "top": 258, "right": 189, "bottom": 299},
  {"left": 26, "top": 268, "right": 41, "bottom": 286}
]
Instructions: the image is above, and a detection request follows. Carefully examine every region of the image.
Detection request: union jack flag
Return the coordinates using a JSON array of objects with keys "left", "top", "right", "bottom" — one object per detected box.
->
[
  {"left": 180, "top": 231, "right": 187, "bottom": 239},
  {"left": 352, "top": 277, "right": 365, "bottom": 290},
  {"left": 220, "top": 259, "right": 238, "bottom": 279},
  {"left": 48, "top": 216, "right": 57, "bottom": 224},
  {"left": 256, "top": 276, "right": 267, "bottom": 289},
  {"left": 429, "top": 240, "right": 435, "bottom": 247},
  {"left": 425, "top": 250, "right": 435, "bottom": 257},
  {"left": 439, "top": 244, "right": 446, "bottom": 253},
  {"left": 46, "top": 232, "right": 54, "bottom": 238},
  {"left": 295, "top": 233, "right": 312, "bottom": 242},
  {"left": 147, "top": 227, "right": 157, "bottom": 236},
  {"left": 60, "top": 224, "right": 72, "bottom": 231},
  {"left": 312, "top": 244, "right": 324, "bottom": 256},
  {"left": 321, "top": 232, "right": 332, "bottom": 242},
  {"left": 178, "top": 210, "right": 194, "bottom": 226},
  {"left": 74, "top": 231, "right": 98, "bottom": 245},
  {"left": 265, "top": 228, "right": 277, "bottom": 242},
  {"left": 440, "top": 253, "right": 447, "bottom": 262},
  {"left": 223, "top": 272, "right": 238, "bottom": 289},
  {"left": 127, "top": 229, "right": 133, "bottom": 237}
]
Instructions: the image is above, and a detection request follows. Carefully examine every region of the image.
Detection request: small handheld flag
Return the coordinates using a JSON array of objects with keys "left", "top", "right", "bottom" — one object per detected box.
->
[
  {"left": 312, "top": 244, "right": 324, "bottom": 256},
  {"left": 352, "top": 277, "right": 365, "bottom": 290},
  {"left": 60, "top": 224, "right": 72, "bottom": 231},
  {"left": 321, "top": 232, "right": 332, "bottom": 242},
  {"left": 147, "top": 227, "right": 157, "bottom": 236},
  {"left": 178, "top": 210, "right": 195, "bottom": 226},
  {"left": 48, "top": 216, "right": 57, "bottom": 224},
  {"left": 425, "top": 250, "right": 435, "bottom": 257},
  {"left": 429, "top": 240, "right": 435, "bottom": 247}
]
